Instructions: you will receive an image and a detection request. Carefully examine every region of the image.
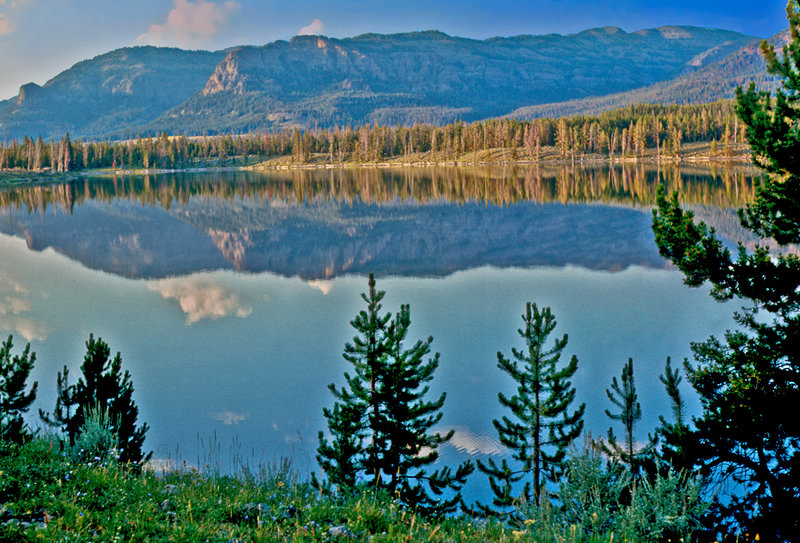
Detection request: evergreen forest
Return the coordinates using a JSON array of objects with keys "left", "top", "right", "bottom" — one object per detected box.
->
[{"left": 0, "top": 101, "right": 748, "bottom": 174}]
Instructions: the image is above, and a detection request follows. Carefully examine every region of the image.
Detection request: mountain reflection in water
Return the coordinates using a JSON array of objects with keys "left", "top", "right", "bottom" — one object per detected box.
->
[{"left": 0, "top": 164, "right": 762, "bottom": 279}]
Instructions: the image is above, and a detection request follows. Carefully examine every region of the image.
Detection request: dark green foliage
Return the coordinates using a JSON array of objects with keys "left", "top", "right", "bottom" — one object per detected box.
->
[
  {"left": 654, "top": 187, "right": 800, "bottom": 540},
  {"left": 2, "top": 432, "right": 707, "bottom": 542},
  {"left": 40, "top": 334, "right": 150, "bottom": 465},
  {"left": 653, "top": 358, "right": 694, "bottom": 472},
  {"left": 0, "top": 334, "right": 38, "bottom": 444},
  {"left": 318, "top": 274, "right": 473, "bottom": 516},
  {"left": 476, "top": 302, "right": 585, "bottom": 514},
  {"left": 316, "top": 400, "right": 365, "bottom": 490},
  {"left": 651, "top": 4, "right": 800, "bottom": 539},
  {"left": 599, "top": 358, "right": 653, "bottom": 473},
  {"left": 659, "top": 357, "right": 684, "bottom": 427},
  {"left": 317, "top": 274, "right": 390, "bottom": 488}
]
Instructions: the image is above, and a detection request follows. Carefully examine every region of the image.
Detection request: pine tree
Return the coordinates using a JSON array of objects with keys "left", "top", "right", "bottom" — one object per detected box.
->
[
  {"left": 0, "top": 334, "right": 38, "bottom": 444},
  {"left": 659, "top": 358, "right": 684, "bottom": 428},
  {"left": 599, "top": 358, "right": 653, "bottom": 474},
  {"left": 651, "top": 3, "right": 800, "bottom": 538},
  {"left": 317, "top": 274, "right": 473, "bottom": 515},
  {"left": 316, "top": 396, "right": 366, "bottom": 489},
  {"left": 652, "top": 357, "right": 693, "bottom": 472},
  {"left": 40, "top": 334, "right": 150, "bottom": 464},
  {"left": 317, "top": 276, "right": 387, "bottom": 488},
  {"left": 476, "top": 302, "right": 585, "bottom": 514}
]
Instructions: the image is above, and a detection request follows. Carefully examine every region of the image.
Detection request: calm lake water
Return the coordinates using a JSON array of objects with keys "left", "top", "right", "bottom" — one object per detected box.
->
[{"left": 0, "top": 164, "right": 755, "bottom": 491}]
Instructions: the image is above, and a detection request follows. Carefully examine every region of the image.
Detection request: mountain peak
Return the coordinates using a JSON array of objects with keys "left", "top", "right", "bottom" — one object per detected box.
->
[{"left": 577, "top": 26, "right": 626, "bottom": 37}]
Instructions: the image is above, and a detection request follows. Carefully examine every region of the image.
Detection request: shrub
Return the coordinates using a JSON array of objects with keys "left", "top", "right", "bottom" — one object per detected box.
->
[
  {"left": 622, "top": 470, "right": 707, "bottom": 542},
  {"left": 71, "top": 404, "right": 119, "bottom": 464},
  {"left": 557, "top": 441, "right": 631, "bottom": 536}
]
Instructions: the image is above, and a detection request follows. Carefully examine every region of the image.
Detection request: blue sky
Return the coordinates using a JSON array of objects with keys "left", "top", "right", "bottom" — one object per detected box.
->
[{"left": 0, "top": 0, "right": 789, "bottom": 100}]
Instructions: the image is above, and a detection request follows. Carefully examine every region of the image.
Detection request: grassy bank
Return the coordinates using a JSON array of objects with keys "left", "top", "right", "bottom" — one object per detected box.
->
[
  {"left": 1, "top": 437, "right": 644, "bottom": 542},
  {"left": 247, "top": 141, "right": 751, "bottom": 170}
]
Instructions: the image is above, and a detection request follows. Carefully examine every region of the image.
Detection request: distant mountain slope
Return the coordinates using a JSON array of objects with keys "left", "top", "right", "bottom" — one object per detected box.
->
[
  {"left": 0, "top": 27, "right": 757, "bottom": 140},
  {"left": 144, "top": 27, "right": 754, "bottom": 135},
  {"left": 0, "top": 47, "right": 226, "bottom": 140},
  {"left": 510, "top": 30, "right": 788, "bottom": 119}
]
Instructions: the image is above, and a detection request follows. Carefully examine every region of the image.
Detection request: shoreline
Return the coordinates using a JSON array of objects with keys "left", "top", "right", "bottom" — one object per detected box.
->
[
  {"left": 0, "top": 149, "right": 757, "bottom": 186},
  {"left": 246, "top": 155, "right": 753, "bottom": 171}
]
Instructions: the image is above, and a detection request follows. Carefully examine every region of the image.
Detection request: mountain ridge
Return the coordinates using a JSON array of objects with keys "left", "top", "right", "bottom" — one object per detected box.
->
[
  {"left": 510, "top": 30, "right": 788, "bottom": 119},
  {"left": 0, "top": 26, "right": 767, "bottom": 140}
]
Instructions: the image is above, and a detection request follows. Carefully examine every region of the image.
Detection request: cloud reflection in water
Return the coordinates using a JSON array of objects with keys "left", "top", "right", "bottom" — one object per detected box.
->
[
  {"left": 446, "top": 427, "right": 506, "bottom": 456},
  {"left": 211, "top": 410, "right": 250, "bottom": 426},
  {"left": 148, "top": 275, "right": 253, "bottom": 324},
  {"left": 307, "top": 280, "right": 334, "bottom": 295},
  {"left": 0, "top": 270, "right": 50, "bottom": 341}
]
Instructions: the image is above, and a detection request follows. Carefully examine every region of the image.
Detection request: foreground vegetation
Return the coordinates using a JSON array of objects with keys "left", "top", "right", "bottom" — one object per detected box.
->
[
  {"left": 2, "top": 434, "right": 707, "bottom": 542},
  {"left": 0, "top": 287, "right": 708, "bottom": 541}
]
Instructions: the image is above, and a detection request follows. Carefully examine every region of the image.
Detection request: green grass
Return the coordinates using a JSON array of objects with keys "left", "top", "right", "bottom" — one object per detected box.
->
[{"left": 0, "top": 438, "right": 643, "bottom": 542}]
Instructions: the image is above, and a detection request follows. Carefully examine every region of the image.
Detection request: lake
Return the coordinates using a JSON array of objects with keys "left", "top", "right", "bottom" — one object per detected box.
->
[{"left": 0, "top": 163, "right": 754, "bottom": 492}]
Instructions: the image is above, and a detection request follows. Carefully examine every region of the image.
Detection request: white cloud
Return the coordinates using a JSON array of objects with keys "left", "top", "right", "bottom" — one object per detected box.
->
[
  {"left": 0, "top": 13, "right": 13, "bottom": 35},
  {"left": 298, "top": 18, "right": 324, "bottom": 36},
  {"left": 0, "top": 0, "right": 32, "bottom": 34},
  {"left": 137, "top": 0, "right": 240, "bottom": 47},
  {"left": 211, "top": 410, "right": 249, "bottom": 425},
  {"left": 148, "top": 276, "right": 252, "bottom": 324}
]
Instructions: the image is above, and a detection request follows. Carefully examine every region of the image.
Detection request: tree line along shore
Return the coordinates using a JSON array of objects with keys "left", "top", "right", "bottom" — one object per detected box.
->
[{"left": 0, "top": 101, "right": 750, "bottom": 177}]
